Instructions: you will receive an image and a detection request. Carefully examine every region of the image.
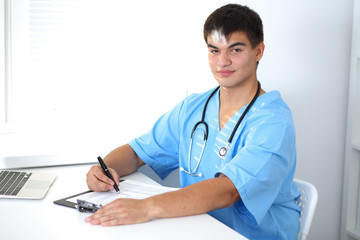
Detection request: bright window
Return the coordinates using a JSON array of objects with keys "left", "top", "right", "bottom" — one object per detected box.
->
[{"left": 1, "top": 0, "right": 223, "bottom": 165}]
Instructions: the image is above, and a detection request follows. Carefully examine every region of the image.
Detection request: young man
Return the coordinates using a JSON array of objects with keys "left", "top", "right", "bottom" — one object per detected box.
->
[{"left": 85, "top": 4, "right": 300, "bottom": 239}]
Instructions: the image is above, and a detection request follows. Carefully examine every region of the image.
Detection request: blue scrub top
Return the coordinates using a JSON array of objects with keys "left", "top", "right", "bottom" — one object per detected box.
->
[{"left": 129, "top": 87, "right": 300, "bottom": 239}]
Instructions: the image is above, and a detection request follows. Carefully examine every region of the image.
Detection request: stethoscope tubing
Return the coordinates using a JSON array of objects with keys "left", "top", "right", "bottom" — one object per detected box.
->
[
  {"left": 219, "top": 81, "right": 261, "bottom": 156},
  {"left": 227, "top": 81, "right": 261, "bottom": 144}
]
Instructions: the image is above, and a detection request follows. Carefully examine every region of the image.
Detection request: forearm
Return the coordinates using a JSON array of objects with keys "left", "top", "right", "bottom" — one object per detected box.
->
[
  {"left": 103, "top": 144, "right": 144, "bottom": 177},
  {"left": 147, "top": 175, "right": 240, "bottom": 219},
  {"left": 85, "top": 174, "right": 240, "bottom": 226}
]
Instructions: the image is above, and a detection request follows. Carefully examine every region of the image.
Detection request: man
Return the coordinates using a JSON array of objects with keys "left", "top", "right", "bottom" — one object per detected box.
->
[{"left": 85, "top": 4, "right": 300, "bottom": 239}]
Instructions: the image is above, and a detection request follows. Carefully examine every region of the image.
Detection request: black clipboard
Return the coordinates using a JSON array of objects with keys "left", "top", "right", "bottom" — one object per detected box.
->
[{"left": 54, "top": 190, "right": 92, "bottom": 209}]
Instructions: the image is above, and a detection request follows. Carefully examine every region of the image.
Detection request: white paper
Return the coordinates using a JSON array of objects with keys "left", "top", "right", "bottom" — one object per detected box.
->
[{"left": 68, "top": 180, "right": 178, "bottom": 206}]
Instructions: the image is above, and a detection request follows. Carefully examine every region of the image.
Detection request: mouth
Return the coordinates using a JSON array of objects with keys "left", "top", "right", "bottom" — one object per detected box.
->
[{"left": 217, "top": 69, "right": 235, "bottom": 77}]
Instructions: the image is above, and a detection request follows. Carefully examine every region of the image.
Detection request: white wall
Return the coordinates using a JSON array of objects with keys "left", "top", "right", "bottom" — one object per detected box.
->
[
  {"left": 254, "top": 1, "right": 352, "bottom": 239},
  {"left": 247, "top": 1, "right": 352, "bottom": 239}
]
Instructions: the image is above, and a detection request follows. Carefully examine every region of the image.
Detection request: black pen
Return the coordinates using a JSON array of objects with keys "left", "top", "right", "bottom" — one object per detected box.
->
[{"left": 97, "top": 156, "right": 120, "bottom": 193}]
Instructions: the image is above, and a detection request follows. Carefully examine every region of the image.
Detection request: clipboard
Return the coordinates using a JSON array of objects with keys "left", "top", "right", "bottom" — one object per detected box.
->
[
  {"left": 54, "top": 190, "right": 92, "bottom": 209},
  {"left": 54, "top": 179, "right": 178, "bottom": 211},
  {"left": 53, "top": 180, "right": 125, "bottom": 209}
]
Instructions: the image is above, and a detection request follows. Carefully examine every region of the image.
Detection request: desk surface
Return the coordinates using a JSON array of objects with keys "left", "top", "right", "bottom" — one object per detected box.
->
[{"left": 0, "top": 164, "right": 247, "bottom": 240}]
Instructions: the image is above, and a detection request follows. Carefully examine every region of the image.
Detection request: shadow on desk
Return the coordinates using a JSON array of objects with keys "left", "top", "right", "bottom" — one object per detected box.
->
[{"left": 138, "top": 165, "right": 180, "bottom": 188}]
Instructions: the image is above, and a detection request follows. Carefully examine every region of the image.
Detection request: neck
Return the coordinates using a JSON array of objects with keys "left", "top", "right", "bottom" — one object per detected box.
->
[
  {"left": 218, "top": 80, "right": 262, "bottom": 130},
  {"left": 219, "top": 80, "right": 260, "bottom": 111}
]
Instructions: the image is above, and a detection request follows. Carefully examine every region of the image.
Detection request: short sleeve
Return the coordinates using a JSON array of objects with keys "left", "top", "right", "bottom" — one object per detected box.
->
[{"left": 129, "top": 101, "right": 183, "bottom": 180}]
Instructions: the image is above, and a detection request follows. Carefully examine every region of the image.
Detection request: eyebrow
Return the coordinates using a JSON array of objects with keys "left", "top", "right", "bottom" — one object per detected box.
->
[{"left": 207, "top": 42, "right": 246, "bottom": 49}]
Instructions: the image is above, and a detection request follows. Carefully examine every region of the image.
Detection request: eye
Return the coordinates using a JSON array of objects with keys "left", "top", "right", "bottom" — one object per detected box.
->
[
  {"left": 231, "top": 48, "right": 242, "bottom": 54},
  {"left": 209, "top": 49, "right": 219, "bottom": 54}
]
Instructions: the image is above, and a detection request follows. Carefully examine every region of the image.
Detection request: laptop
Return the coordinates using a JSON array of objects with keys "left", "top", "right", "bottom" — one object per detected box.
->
[{"left": 0, "top": 170, "right": 56, "bottom": 199}]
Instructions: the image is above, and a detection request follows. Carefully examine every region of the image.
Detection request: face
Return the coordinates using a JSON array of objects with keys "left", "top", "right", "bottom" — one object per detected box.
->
[{"left": 207, "top": 31, "right": 264, "bottom": 89}]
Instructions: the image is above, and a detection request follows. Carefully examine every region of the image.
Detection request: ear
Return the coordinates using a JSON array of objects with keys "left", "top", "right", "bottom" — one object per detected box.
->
[{"left": 255, "top": 42, "right": 265, "bottom": 62}]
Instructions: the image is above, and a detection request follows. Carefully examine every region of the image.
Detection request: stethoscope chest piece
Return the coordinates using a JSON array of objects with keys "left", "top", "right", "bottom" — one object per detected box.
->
[
  {"left": 219, "top": 142, "right": 230, "bottom": 158},
  {"left": 219, "top": 146, "right": 228, "bottom": 157}
]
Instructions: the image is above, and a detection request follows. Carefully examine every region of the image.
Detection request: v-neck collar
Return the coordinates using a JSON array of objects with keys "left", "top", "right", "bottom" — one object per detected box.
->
[{"left": 215, "top": 89, "right": 249, "bottom": 133}]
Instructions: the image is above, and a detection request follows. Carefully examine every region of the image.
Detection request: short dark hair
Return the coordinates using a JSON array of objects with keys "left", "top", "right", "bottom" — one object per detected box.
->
[{"left": 203, "top": 4, "right": 264, "bottom": 48}]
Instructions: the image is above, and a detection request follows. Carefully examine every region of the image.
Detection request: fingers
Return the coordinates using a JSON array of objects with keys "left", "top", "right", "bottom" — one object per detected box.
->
[
  {"left": 85, "top": 199, "right": 151, "bottom": 226},
  {"left": 86, "top": 165, "right": 120, "bottom": 192},
  {"left": 85, "top": 204, "right": 124, "bottom": 226},
  {"left": 109, "top": 168, "right": 121, "bottom": 186}
]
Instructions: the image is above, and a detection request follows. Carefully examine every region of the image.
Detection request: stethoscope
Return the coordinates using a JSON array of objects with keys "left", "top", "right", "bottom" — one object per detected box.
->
[{"left": 180, "top": 81, "right": 261, "bottom": 177}]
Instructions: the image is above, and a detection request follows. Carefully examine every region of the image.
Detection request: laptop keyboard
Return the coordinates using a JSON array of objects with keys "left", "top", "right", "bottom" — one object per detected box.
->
[{"left": 0, "top": 171, "right": 32, "bottom": 196}]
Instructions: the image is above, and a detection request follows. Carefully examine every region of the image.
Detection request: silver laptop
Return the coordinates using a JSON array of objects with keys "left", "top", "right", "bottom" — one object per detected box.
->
[{"left": 0, "top": 170, "right": 56, "bottom": 199}]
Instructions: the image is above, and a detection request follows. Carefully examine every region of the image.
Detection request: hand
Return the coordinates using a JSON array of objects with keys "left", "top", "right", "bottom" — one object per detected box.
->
[
  {"left": 84, "top": 198, "right": 154, "bottom": 226},
  {"left": 86, "top": 165, "right": 120, "bottom": 192}
]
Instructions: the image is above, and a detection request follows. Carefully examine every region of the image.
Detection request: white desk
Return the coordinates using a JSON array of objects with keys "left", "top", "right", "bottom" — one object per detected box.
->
[{"left": 0, "top": 164, "right": 247, "bottom": 240}]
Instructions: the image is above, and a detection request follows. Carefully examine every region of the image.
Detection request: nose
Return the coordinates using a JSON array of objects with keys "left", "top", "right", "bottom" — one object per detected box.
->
[{"left": 218, "top": 52, "right": 231, "bottom": 67}]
